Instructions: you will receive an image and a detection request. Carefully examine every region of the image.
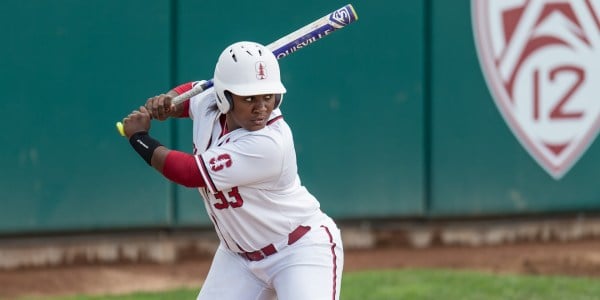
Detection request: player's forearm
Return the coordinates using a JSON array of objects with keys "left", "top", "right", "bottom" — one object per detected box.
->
[{"left": 150, "top": 146, "right": 170, "bottom": 172}]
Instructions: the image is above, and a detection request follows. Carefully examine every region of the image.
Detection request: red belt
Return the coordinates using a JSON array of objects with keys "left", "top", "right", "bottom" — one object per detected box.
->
[{"left": 241, "top": 225, "right": 311, "bottom": 261}]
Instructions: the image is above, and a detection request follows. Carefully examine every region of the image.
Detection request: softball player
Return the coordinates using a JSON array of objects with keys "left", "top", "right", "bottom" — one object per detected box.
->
[{"left": 121, "top": 41, "right": 344, "bottom": 300}]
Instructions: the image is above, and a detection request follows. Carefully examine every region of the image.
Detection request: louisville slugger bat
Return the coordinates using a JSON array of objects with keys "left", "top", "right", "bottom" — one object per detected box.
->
[{"left": 116, "top": 3, "right": 358, "bottom": 136}]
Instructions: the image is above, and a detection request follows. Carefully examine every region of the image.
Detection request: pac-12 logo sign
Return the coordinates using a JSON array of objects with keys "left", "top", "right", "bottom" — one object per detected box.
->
[{"left": 472, "top": 0, "right": 600, "bottom": 179}]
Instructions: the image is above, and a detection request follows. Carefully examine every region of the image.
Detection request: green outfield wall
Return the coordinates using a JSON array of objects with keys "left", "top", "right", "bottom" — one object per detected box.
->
[{"left": 0, "top": 0, "right": 598, "bottom": 234}]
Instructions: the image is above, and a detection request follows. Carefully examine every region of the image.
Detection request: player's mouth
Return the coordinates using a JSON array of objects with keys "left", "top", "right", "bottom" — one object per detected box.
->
[{"left": 251, "top": 116, "right": 267, "bottom": 125}]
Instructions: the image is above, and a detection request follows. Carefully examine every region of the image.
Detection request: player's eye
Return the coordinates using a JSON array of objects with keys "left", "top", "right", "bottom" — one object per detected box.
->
[{"left": 244, "top": 97, "right": 252, "bottom": 102}]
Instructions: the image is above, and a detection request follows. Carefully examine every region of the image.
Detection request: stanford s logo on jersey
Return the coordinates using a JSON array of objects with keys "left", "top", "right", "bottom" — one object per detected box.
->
[
  {"left": 472, "top": 0, "right": 600, "bottom": 179},
  {"left": 209, "top": 154, "right": 233, "bottom": 171}
]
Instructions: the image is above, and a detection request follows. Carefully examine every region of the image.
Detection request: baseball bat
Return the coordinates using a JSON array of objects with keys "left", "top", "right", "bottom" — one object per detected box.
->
[{"left": 116, "top": 4, "right": 358, "bottom": 136}]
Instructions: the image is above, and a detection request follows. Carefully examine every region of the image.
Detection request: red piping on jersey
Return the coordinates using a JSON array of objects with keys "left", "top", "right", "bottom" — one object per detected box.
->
[
  {"left": 197, "top": 154, "right": 218, "bottom": 193},
  {"left": 211, "top": 214, "right": 233, "bottom": 251},
  {"left": 267, "top": 115, "right": 283, "bottom": 125},
  {"left": 235, "top": 242, "right": 247, "bottom": 253},
  {"left": 321, "top": 225, "right": 339, "bottom": 300}
]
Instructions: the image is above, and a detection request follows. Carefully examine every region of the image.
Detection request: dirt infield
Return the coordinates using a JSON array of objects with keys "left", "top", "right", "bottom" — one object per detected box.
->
[{"left": 1, "top": 238, "right": 599, "bottom": 299}]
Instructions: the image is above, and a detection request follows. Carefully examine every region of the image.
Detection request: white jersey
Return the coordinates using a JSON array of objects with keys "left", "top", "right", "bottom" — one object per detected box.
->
[{"left": 188, "top": 87, "right": 321, "bottom": 252}]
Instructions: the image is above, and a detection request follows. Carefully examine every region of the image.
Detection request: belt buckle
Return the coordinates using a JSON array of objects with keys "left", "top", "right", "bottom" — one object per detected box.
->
[{"left": 244, "top": 250, "right": 265, "bottom": 261}]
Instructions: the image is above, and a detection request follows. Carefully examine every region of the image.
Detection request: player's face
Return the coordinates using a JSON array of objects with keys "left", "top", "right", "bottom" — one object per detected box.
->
[{"left": 228, "top": 93, "right": 277, "bottom": 131}]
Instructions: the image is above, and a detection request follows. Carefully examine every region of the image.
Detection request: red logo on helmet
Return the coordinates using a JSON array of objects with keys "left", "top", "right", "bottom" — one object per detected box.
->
[
  {"left": 209, "top": 153, "right": 232, "bottom": 171},
  {"left": 256, "top": 62, "right": 267, "bottom": 80}
]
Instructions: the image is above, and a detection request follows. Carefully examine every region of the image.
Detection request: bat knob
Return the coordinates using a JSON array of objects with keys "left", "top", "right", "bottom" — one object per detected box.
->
[{"left": 116, "top": 122, "right": 125, "bottom": 137}]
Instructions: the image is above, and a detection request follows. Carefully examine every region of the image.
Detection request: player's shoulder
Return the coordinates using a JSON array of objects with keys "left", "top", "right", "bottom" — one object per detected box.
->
[
  {"left": 227, "top": 129, "right": 285, "bottom": 163},
  {"left": 191, "top": 86, "right": 216, "bottom": 106},
  {"left": 254, "top": 110, "right": 290, "bottom": 139},
  {"left": 189, "top": 87, "right": 217, "bottom": 119},
  {"left": 265, "top": 109, "right": 289, "bottom": 131}
]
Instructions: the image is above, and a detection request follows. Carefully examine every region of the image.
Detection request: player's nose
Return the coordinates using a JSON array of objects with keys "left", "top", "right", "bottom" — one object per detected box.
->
[{"left": 253, "top": 99, "right": 268, "bottom": 113}]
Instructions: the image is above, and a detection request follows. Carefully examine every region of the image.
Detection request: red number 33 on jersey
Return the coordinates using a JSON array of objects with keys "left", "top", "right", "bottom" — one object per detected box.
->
[{"left": 214, "top": 187, "right": 244, "bottom": 209}]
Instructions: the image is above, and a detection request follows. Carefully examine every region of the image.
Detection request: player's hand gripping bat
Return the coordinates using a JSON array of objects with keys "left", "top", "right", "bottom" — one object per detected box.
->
[{"left": 116, "top": 4, "right": 358, "bottom": 136}]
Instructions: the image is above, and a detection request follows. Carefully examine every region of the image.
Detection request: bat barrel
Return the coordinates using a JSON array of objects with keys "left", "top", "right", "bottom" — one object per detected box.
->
[{"left": 270, "top": 4, "right": 358, "bottom": 59}]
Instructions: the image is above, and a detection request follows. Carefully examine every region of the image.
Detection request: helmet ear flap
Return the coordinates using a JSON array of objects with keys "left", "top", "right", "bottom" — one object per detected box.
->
[
  {"left": 216, "top": 90, "right": 234, "bottom": 114},
  {"left": 225, "top": 91, "right": 234, "bottom": 111},
  {"left": 274, "top": 94, "right": 284, "bottom": 109}
]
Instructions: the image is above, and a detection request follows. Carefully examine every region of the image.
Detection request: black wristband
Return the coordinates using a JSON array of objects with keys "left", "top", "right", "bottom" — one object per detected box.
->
[{"left": 129, "top": 131, "right": 162, "bottom": 165}]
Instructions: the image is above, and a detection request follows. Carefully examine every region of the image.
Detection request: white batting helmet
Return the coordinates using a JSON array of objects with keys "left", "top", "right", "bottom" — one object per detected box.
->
[{"left": 213, "top": 41, "right": 286, "bottom": 114}]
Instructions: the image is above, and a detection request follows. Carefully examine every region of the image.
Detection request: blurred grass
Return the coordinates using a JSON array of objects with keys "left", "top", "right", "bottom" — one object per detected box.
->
[
  {"left": 341, "top": 269, "right": 600, "bottom": 300},
  {"left": 19, "top": 269, "right": 600, "bottom": 300}
]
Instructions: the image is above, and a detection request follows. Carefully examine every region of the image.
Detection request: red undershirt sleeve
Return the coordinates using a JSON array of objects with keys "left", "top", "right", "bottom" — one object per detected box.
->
[
  {"left": 162, "top": 150, "right": 206, "bottom": 188},
  {"left": 172, "top": 82, "right": 194, "bottom": 118}
]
